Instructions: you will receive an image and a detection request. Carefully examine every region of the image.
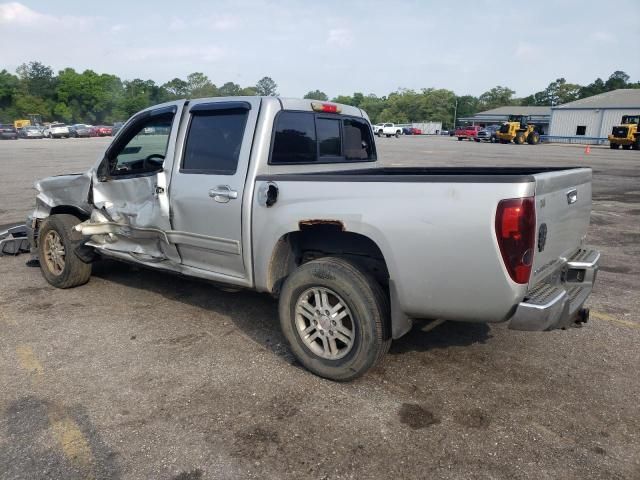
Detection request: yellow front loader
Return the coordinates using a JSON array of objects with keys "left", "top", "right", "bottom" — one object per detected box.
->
[
  {"left": 496, "top": 115, "right": 541, "bottom": 145},
  {"left": 608, "top": 115, "right": 639, "bottom": 150}
]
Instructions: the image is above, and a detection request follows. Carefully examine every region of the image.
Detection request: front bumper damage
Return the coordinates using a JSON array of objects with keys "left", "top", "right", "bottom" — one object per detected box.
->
[
  {"left": 0, "top": 225, "right": 31, "bottom": 256},
  {"left": 508, "top": 248, "right": 600, "bottom": 331}
]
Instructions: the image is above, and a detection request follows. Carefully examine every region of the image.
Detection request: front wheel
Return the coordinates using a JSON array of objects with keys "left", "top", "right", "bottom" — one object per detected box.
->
[
  {"left": 622, "top": 144, "right": 631, "bottom": 150},
  {"left": 38, "top": 214, "right": 92, "bottom": 289},
  {"left": 609, "top": 143, "right": 619, "bottom": 149},
  {"left": 395, "top": 131, "right": 400, "bottom": 138},
  {"left": 279, "top": 257, "right": 391, "bottom": 381}
]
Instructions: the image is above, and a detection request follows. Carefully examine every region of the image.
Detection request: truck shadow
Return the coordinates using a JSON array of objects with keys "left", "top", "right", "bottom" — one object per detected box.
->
[
  {"left": 389, "top": 319, "right": 491, "bottom": 354},
  {"left": 91, "top": 260, "right": 292, "bottom": 361},
  {"left": 91, "top": 260, "right": 491, "bottom": 362}
]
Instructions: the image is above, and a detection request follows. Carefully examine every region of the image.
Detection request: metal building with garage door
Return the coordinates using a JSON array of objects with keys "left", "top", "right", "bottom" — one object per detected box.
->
[{"left": 548, "top": 89, "right": 640, "bottom": 144}]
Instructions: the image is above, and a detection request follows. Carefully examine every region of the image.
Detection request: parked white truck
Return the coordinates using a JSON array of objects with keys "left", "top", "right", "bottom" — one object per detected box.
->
[
  {"left": 372, "top": 122, "right": 403, "bottom": 137},
  {"left": 21, "top": 97, "right": 599, "bottom": 380}
]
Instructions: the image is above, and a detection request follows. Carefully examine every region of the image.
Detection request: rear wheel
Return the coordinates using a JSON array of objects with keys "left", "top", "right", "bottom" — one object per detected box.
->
[
  {"left": 609, "top": 143, "right": 619, "bottom": 149},
  {"left": 515, "top": 132, "right": 526, "bottom": 145},
  {"left": 622, "top": 144, "right": 631, "bottom": 150},
  {"left": 527, "top": 132, "right": 540, "bottom": 145},
  {"left": 38, "top": 214, "right": 92, "bottom": 289},
  {"left": 279, "top": 257, "right": 391, "bottom": 381},
  {"left": 457, "top": 137, "right": 463, "bottom": 141},
  {"left": 395, "top": 131, "right": 400, "bottom": 138}
]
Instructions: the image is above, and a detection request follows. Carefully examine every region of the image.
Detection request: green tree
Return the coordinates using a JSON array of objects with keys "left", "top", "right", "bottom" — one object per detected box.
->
[
  {"left": 163, "top": 78, "right": 189, "bottom": 97},
  {"left": 186, "top": 72, "right": 217, "bottom": 97},
  {"left": 331, "top": 95, "right": 355, "bottom": 105},
  {"left": 16, "top": 61, "right": 56, "bottom": 99},
  {"left": 479, "top": 86, "right": 516, "bottom": 109},
  {"left": 218, "top": 82, "right": 242, "bottom": 96},
  {"left": 0, "top": 69, "right": 19, "bottom": 112},
  {"left": 13, "top": 93, "right": 52, "bottom": 119},
  {"left": 255, "top": 76, "right": 278, "bottom": 96},
  {"left": 240, "top": 86, "right": 258, "bottom": 96},
  {"left": 303, "top": 90, "right": 328, "bottom": 101},
  {"left": 454, "top": 95, "right": 480, "bottom": 123}
]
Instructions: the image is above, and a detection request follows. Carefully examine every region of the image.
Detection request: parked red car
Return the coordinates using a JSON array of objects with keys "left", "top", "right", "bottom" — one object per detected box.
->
[
  {"left": 411, "top": 127, "right": 422, "bottom": 135},
  {"left": 91, "top": 125, "right": 113, "bottom": 137},
  {"left": 454, "top": 125, "right": 482, "bottom": 141}
]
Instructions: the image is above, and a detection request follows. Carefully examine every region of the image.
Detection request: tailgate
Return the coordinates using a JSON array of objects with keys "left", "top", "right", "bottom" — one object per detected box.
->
[{"left": 531, "top": 168, "right": 592, "bottom": 284}]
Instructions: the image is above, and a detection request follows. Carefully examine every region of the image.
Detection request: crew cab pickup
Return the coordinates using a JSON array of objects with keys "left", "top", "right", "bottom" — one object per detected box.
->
[
  {"left": 372, "top": 122, "right": 403, "bottom": 138},
  {"left": 26, "top": 97, "right": 599, "bottom": 381},
  {"left": 455, "top": 125, "right": 482, "bottom": 141}
]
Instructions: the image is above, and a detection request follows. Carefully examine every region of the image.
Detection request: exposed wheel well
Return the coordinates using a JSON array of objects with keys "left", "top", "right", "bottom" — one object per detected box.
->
[
  {"left": 49, "top": 205, "right": 90, "bottom": 221},
  {"left": 267, "top": 223, "right": 389, "bottom": 296},
  {"left": 32, "top": 206, "right": 89, "bottom": 247}
]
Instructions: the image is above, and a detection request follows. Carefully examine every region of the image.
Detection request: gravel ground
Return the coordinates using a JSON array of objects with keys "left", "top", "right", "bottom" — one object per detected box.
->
[{"left": 0, "top": 135, "right": 638, "bottom": 480}]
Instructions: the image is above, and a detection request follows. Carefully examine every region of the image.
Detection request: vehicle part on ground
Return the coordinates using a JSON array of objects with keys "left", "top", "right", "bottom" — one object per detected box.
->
[
  {"left": 279, "top": 257, "right": 391, "bottom": 381},
  {"left": 0, "top": 225, "right": 30, "bottom": 256}
]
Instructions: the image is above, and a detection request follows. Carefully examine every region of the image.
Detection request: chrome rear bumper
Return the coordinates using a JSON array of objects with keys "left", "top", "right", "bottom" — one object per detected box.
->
[{"left": 508, "top": 249, "right": 600, "bottom": 331}]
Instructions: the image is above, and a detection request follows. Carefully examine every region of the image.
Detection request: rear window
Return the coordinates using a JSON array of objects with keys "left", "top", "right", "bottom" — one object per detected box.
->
[{"left": 270, "top": 111, "right": 376, "bottom": 165}]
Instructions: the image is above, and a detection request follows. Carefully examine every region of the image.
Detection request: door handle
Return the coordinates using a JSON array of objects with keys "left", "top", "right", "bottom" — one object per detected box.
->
[{"left": 209, "top": 185, "right": 238, "bottom": 203}]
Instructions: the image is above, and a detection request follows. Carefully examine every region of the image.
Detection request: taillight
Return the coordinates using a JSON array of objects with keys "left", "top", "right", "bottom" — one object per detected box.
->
[
  {"left": 311, "top": 102, "right": 341, "bottom": 113},
  {"left": 495, "top": 197, "right": 536, "bottom": 284}
]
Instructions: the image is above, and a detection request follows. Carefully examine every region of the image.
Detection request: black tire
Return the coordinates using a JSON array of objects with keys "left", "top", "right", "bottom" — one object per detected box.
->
[
  {"left": 457, "top": 137, "right": 463, "bottom": 141},
  {"left": 38, "top": 214, "right": 92, "bottom": 289},
  {"left": 527, "top": 132, "right": 540, "bottom": 145},
  {"left": 279, "top": 257, "right": 391, "bottom": 381},
  {"left": 609, "top": 143, "right": 619, "bottom": 149},
  {"left": 395, "top": 131, "right": 400, "bottom": 138},
  {"left": 515, "top": 132, "right": 526, "bottom": 145},
  {"left": 622, "top": 144, "right": 631, "bottom": 150}
]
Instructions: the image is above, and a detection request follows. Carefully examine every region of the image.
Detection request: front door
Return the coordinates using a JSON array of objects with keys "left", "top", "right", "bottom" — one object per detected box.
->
[
  {"left": 91, "top": 102, "right": 185, "bottom": 263},
  {"left": 169, "top": 98, "right": 261, "bottom": 279}
]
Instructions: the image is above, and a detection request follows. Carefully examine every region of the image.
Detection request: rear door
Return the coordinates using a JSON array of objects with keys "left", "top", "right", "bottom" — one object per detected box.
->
[
  {"left": 169, "top": 98, "right": 261, "bottom": 278},
  {"left": 531, "top": 168, "right": 593, "bottom": 284}
]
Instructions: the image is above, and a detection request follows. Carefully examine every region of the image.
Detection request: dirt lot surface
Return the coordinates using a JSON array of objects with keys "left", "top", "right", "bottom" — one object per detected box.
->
[{"left": 1, "top": 136, "right": 638, "bottom": 480}]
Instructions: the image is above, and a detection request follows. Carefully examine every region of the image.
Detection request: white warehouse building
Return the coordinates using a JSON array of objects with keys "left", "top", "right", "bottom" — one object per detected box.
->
[{"left": 549, "top": 89, "right": 640, "bottom": 143}]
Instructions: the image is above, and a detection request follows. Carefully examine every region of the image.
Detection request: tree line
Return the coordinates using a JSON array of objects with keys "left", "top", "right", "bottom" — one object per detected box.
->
[{"left": 0, "top": 61, "right": 637, "bottom": 128}]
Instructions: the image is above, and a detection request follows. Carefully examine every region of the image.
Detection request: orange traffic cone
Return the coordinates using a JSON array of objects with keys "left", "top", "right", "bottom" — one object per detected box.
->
[{"left": 585, "top": 145, "right": 591, "bottom": 154}]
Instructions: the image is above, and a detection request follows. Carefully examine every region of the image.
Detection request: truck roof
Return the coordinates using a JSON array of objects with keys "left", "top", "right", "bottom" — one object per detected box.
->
[{"left": 134, "top": 97, "right": 368, "bottom": 121}]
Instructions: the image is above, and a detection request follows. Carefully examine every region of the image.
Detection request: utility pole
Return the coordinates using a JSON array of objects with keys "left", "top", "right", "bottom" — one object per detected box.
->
[{"left": 453, "top": 98, "right": 458, "bottom": 129}]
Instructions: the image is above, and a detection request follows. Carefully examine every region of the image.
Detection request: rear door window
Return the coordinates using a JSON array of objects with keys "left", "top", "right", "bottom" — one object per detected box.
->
[{"left": 182, "top": 109, "right": 249, "bottom": 174}]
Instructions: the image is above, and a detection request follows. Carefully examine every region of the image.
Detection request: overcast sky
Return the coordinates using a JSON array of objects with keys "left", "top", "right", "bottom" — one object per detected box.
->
[{"left": 1, "top": 0, "right": 639, "bottom": 98}]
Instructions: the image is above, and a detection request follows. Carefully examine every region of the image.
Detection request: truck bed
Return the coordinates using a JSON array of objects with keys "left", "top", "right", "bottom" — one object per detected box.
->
[{"left": 257, "top": 166, "right": 583, "bottom": 183}]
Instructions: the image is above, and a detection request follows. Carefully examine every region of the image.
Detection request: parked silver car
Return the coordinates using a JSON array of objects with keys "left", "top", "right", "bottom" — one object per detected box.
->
[{"left": 18, "top": 126, "right": 44, "bottom": 139}]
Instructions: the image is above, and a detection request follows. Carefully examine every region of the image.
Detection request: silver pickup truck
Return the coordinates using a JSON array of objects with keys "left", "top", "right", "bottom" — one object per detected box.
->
[{"left": 24, "top": 97, "right": 599, "bottom": 380}]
